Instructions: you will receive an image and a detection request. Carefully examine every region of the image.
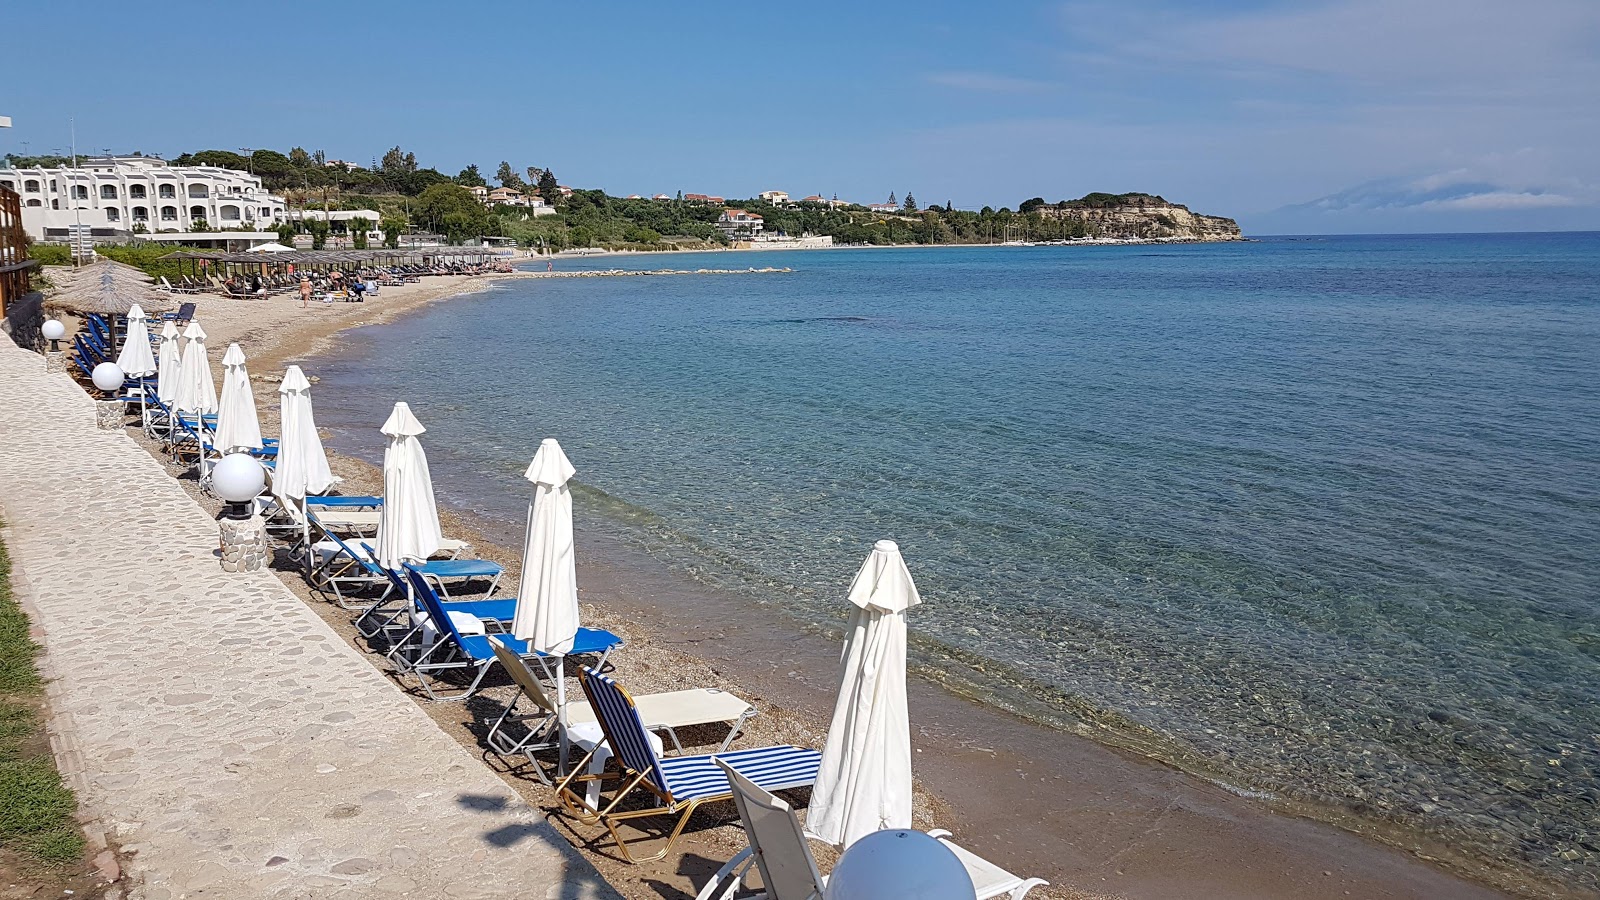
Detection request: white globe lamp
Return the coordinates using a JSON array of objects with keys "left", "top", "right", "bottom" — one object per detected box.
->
[
  {"left": 824, "top": 830, "right": 977, "bottom": 900},
  {"left": 91, "top": 361, "right": 125, "bottom": 394},
  {"left": 41, "top": 318, "right": 66, "bottom": 351},
  {"left": 213, "top": 453, "right": 267, "bottom": 520}
]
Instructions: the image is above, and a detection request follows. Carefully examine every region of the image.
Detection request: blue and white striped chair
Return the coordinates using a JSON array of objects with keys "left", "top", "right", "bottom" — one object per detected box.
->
[{"left": 556, "top": 665, "right": 821, "bottom": 864}]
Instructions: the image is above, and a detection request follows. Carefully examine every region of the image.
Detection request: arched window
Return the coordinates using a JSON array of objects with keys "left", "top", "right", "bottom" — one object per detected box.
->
[
  {"left": 187, "top": 184, "right": 208, "bottom": 198},
  {"left": 26, "top": 199, "right": 42, "bottom": 208},
  {"left": 105, "top": 208, "right": 120, "bottom": 222},
  {"left": 71, "top": 185, "right": 88, "bottom": 200},
  {"left": 159, "top": 184, "right": 176, "bottom": 199},
  {"left": 160, "top": 206, "right": 178, "bottom": 221},
  {"left": 220, "top": 204, "right": 241, "bottom": 221},
  {"left": 23, "top": 179, "right": 40, "bottom": 193},
  {"left": 51, "top": 200, "right": 59, "bottom": 210},
  {"left": 100, "top": 185, "right": 118, "bottom": 199},
  {"left": 129, "top": 184, "right": 147, "bottom": 199},
  {"left": 259, "top": 207, "right": 271, "bottom": 218},
  {"left": 190, "top": 205, "right": 207, "bottom": 220},
  {"left": 132, "top": 206, "right": 149, "bottom": 222}
]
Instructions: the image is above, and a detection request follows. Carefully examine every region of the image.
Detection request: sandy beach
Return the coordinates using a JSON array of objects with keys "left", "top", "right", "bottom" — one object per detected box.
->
[{"left": 119, "top": 274, "right": 1563, "bottom": 900}]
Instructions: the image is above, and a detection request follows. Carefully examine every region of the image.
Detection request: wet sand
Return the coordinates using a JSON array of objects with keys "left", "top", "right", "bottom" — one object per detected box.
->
[{"left": 178, "top": 275, "right": 1560, "bottom": 900}]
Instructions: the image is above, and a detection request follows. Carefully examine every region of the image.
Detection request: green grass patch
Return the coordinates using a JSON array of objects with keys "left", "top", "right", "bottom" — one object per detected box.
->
[{"left": 0, "top": 536, "right": 85, "bottom": 865}]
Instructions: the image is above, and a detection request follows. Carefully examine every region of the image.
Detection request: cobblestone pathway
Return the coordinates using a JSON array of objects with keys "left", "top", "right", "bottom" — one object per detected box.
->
[{"left": 0, "top": 339, "right": 617, "bottom": 898}]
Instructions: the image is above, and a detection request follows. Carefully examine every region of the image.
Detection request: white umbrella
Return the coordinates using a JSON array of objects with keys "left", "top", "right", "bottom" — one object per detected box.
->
[
  {"left": 375, "top": 402, "right": 442, "bottom": 570},
  {"left": 155, "top": 321, "right": 181, "bottom": 403},
  {"left": 247, "top": 242, "right": 295, "bottom": 253},
  {"left": 172, "top": 321, "right": 218, "bottom": 415},
  {"left": 274, "top": 365, "right": 335, "bottom": 501},
  {"left": 511, "top": 438, "right": 580, "bottom": 655},
  {"left": 114, "top": 304, "right": 157, "bottom": 378},
  {"left": 807, "top": 539, "right": 922, "bottom": 849},
  {"left": 213, "top": 343, "right": 263, "bottom": 454}
]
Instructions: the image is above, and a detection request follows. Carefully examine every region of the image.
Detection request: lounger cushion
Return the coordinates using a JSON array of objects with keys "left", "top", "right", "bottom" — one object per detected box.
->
[{"left": 458, "top": 627, "right": 622, "bottom": 662}]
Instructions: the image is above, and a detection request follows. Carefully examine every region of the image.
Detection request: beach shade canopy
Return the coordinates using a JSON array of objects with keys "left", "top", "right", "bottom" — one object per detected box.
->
[
  {"left": 511, "top": 438, "right": 580, "bottom": 656},
  {"left": 213, "top": 343, "right": 263, "bottom": 454},
  {"left": 247, "top": 242, "right": 295, "bottom": 253},
  {"left": 114, "top": 303, "right": 157, "bottom": 378},
  {"left": 274, "top": 365, "right": 336, "bottom": 501},
  {"left": 155, "top": 321, "right": 182, "bottom": 403},
  {"left": 807, "top": 539, "right": 923, "bottom": 850},
  {"left": 44, "top": 260, "right": 169, "bottom": 318},
  {"left": 172, "top": 321, "right": 218, "bottom": 415},
  {"left": 375, "top": 402, "right": 442, "bottom": 570}
]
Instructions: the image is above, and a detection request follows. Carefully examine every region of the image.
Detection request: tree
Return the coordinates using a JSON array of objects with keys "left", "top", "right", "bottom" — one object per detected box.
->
[
  {"left": 538, "top": 169, "right": 560, "bottom": 204},
  {"left": 380, "top": 146, "right": 417, "bottom": 175},
  {"left": 313, "top": 149, "right": 326, "bottom": 166},
  {"left": 289, "top": 147, "right": 311, "bottom": 168},
  {"left": 1019, "top": 197, "right": 1047, "bottom": 214},
  {"left": 887, "top": 192, "right": 896, "bottom": 206},
  {"left": 903, "top": 193, "right": 917, "bottom": 212},
  {"left": 525, "top": 166, "right": 542, "bottom": 187},
  {"left": 276, "top": 222, "right": 298, "bottom": 245},
  {"left": 306, "top": 217, "right": 330, "bottom": 250},
  {"left": 413, "top": 183, "right": 488, "bottom": 240},
  {"left": 455, "top": 164, "right": 486, "bottom": 188},
  {"left": 381, "top": 219, "right": 404, "bottom": 249},
  {"left": 496, "top": 161, "right": 524, "bottom": 189},
  {"left": 349, "top": 216, "right": 372, "bottom": 249}
]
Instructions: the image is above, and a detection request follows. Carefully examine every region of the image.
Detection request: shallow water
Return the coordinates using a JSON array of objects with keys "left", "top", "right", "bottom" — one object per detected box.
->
[{"left": 314, "top": 235, "right": 1600, "bottom": 890}]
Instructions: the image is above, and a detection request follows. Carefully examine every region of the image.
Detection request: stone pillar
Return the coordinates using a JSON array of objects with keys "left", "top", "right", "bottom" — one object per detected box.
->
[
  {"left": 43, "top": 350, "right": 66, "bottom": 374},
  {"left": 93, "top": 399, "right": 124, "bottom": 430},
  {"left": 219, "top": 515, "right": 268, "bottom": 573}
]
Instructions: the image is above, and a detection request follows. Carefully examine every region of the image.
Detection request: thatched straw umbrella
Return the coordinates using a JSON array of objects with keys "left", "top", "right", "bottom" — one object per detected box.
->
[{"left": 45, "top": 261, "right": 172, "bottom": 357}]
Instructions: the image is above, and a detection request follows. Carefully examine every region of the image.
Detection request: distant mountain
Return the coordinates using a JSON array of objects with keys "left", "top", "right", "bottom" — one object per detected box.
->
[{"left": 1249, "top": 174, "right": 1597, "bottom": 234}]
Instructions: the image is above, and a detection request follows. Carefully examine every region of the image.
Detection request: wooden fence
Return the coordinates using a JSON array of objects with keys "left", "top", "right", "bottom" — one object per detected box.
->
[{"left": 0, "top": 184, "right": 36, "bottom": 318}]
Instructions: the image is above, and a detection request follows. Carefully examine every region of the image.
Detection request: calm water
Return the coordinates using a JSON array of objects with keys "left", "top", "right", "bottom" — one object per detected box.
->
[{"left": 315, "top": 235, "right": 1600, "bottom": 889}]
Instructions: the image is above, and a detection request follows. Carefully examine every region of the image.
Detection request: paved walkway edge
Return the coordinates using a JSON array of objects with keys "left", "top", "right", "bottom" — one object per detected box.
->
[{"left": 0, "top": 338, "right": 620, "bottom": 900}]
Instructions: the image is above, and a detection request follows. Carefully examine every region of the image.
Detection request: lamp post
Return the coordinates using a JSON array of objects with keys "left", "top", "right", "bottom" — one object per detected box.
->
[
  {"left": 213, "top": 453, "right": 268, "bottom": 573},
  {"left": 40, "top": 319, "right": 66, "bottom": 372},
  {"left": 90, "top": 361, "right": 125, "bottom": 429}
]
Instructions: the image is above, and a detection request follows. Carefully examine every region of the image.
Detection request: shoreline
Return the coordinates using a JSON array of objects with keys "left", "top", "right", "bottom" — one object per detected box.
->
[{"left": 183, "top": 276, "right": 1556, "bottom": 899}]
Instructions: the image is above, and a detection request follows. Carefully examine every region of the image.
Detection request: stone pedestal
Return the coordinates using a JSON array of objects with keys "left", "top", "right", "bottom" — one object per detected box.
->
[
  {"left": 219, "top": 515, "right": 269, "bottom": 573},
  {"left": 93, "top": 399, "right": 124, "bottom": 430},
  {"left": 43, "top": 350, "right": 66, "bottom": 374}
]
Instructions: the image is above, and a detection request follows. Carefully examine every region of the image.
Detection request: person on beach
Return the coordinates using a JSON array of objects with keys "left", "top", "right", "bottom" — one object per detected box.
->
[{"left": 299, "top": 276, "right": 311, "bottom": 308}]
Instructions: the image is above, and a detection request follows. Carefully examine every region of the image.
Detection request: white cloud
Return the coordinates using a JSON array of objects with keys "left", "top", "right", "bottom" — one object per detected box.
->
[{"left": 1416, "top": 191, "right": 1580, "bottom": 211}]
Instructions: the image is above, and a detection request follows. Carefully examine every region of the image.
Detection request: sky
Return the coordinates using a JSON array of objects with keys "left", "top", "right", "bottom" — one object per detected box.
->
[{"left": 3, "top": 0, "right": 1597, "bottom": 234}]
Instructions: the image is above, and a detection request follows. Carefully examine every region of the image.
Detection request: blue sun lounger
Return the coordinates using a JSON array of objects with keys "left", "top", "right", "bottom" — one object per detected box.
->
[
  {"left": 304, "top": 526, "right": 502, "bottom": 609},
  {"left": 555, "top": 666, "right": 821, "bottom": 864},
  {"left": 400, "top": 565, "right": 622, "bottom": 701}
]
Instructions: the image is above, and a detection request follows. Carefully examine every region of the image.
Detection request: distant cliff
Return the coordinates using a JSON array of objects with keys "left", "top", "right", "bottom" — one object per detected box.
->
[{"left": 1029, "top": 192, "right": 1243, "bottom": 241}]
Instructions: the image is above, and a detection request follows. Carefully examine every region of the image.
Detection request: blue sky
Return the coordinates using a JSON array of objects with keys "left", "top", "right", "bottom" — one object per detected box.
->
[{"left": 3, "top": 0, "right": 1597, "bottom": 233}]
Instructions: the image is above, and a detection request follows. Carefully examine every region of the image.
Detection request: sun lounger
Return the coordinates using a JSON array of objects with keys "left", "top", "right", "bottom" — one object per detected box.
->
[
  {"left": 485, "top": 636, "right": 755, "bottom": 795},
  {"left": 399, "top": 565, "right": 622, "bottom": 701},
  {"left": 695, "top": 761, "right": 1048, "bottom": 900},
  {"left": 306, "top": 528, "right": 502, "bottom": 609},
  {"left": 555, "top": 666, "right": 821, "bottom": 864}
]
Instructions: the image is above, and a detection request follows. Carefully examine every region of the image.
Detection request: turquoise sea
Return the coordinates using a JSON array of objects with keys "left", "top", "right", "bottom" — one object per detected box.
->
[{"left": 313, "top": 234, "right": 1600, "bottom": 890}]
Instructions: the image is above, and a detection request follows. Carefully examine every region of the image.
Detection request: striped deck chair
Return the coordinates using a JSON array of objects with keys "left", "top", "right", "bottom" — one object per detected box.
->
[
  {"left": 556, "top": 666, "right": 821, "bottom": 864},
  {"left": 399, "top": 566, "right": 621, "bottom": 701}
]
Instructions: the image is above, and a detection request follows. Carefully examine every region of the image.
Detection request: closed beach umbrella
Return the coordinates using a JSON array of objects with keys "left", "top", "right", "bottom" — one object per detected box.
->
[
  {"left": 115, "top": 304, "right": 157, "bottom": 378},
  {"left": 274, "top": 365, "right": 335, "bottom": 502},
  {"left": 375, "top": 402, "right": 442, "bottom": 570},
  {"left": 173, "top": 321, "right": 218, "bottom": 415},
  {"left": 807, "top": 539, "right": 922, "bottom": 849},
  {"left": 511, "top": 438, "right": 580, "bottom": 655},
  {"left": 213, "top": 343, "right": 263, "bottom": 454},
  {"left": 155, "top": 321, "right": 181, "bottom": 403}
]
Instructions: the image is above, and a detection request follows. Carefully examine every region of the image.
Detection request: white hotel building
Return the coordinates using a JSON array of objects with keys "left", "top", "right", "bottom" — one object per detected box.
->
[{"left": 0, "top": 156, "right": 288, "bottom": 241}]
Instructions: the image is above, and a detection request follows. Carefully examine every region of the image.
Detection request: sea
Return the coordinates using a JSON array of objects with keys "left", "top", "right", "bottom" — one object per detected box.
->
[{"left": 311, "top": 233, "right": 1600, "bottom": 891}]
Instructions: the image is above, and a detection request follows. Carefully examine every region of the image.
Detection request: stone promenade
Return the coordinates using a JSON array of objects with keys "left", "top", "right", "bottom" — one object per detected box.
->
[{"left": 0, "top": 337, "right": 618, "bottom": 898}]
